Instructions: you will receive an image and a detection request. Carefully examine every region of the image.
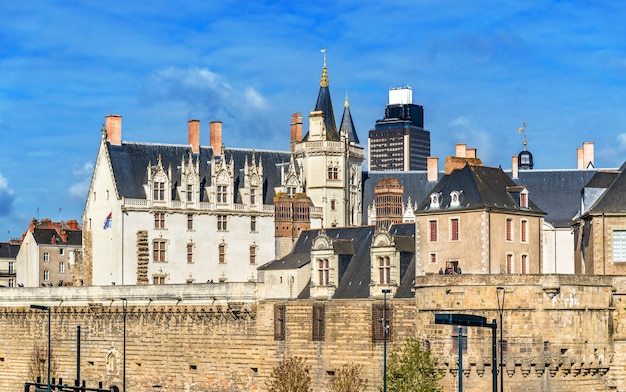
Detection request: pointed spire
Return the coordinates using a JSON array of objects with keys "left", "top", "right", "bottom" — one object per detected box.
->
[
  {"left": 339, "top": 91, "right": 360, "bottom": 144},
  {"left": 320, "top": 48, "right": 328, "bottom": 87},
  {"left": 344, "top": 91, "right": 349, "bottom": 108}
]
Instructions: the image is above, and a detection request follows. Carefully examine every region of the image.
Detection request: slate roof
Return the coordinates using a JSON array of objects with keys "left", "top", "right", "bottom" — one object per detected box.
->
[
  {"left": 512, "top": 169, "right": 598, "bottom": 227},
  {"left": 32, "top": 229, "right": 82, "bottom": 246},
  {"left": 362, "top": 166, "right": 595, "bottom": 228},
  {"left": 0, "top": 242, "right": 19, "bottom": 259},
  {"left": 259, "top": 223, "right": 416, "bottom": 299},
  {"left": 416, "top": 164, "right": 545, "bottom": 215},
  {"left": 585, "top": 165, "right": 626, "bottom": 215},
  {"left": 339, "top": 100, "right": 360, "bottom": 144},
  {"left": 108, "top": 142, "right": 291, "bottom": 205}
]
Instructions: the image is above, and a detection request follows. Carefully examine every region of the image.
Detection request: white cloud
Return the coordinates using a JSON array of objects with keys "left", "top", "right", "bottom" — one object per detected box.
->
[{"left": 69, "top": 162, "right": 94, "bottom": 199}]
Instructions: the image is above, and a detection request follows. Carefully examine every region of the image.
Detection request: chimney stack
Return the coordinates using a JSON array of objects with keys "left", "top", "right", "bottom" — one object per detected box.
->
[
  {"left": 427, "top": 157, "right": 439, "bottom": 182},
  {"left": 188, "top": 119, "right": 200, "bottom": 154},
  {"left": 290, "top": 113, "right": 303, "bottom": 150},
  {"left": 210, "top": 121, "right": 223, "bottom": 156},
  {"left": 512, "top": 155, "right": 519, "bottom": 179},
  {"left": 105, "top": 115, "right": 122, "bottom": 146},
  {"left": 583, "top": 142, "right": 594, "bottom": 169},
  {"left": 455, "top": 143, "right": 467, "bottom": 158},
  {"left": 466, "top": 148, "right": 477, "bottom": 159}
]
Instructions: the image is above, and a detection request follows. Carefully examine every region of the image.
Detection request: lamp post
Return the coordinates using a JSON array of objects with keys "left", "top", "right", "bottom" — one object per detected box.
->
[
  {"left": 496, "top": 287, "right": 506, "bottom": 392},
  {"left": 30, "top": 304, "right": 51, "bottom": 392},
  {"left": 120, "top": 297, "right": 128, "bottom": 392},
  {"left": 382, "top": 289, "right": 391, "bottom": 392}
]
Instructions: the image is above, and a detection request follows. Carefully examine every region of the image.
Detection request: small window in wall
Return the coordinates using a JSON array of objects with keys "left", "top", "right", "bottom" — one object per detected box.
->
[
  {"left": 430, "top": 253, "right": 437, "bottom": 264},
  {"left": 59, "top": 248, "right": 65, "bottom": 256},
  {"left": 520, "top": 192, "right": 528, "bottom": 208},
  {"left": 187, "top": 184, "right": 193, "bottom": 202},
  {"left": 43, "top": 270, "right": 49, "bottom": 281},
  {"left": 378, "top": 256, "right": 391, "bottom": 284},
  {"left": 187, "top": 243, "right": 193, "bottom": 264},
  {"left": 506, "top": 253, "right": 513, "bottom": 274},
  {"left": 450, "top": 218, "right": 460, "bottom": 241},
  {"left": 153, "top": 275, "right": 166, "bottom": 285},
  {"left": 274, "top": 304, "right": 286, "bottom": 340},
  {"left": 312, "top": 304, "right": 325, "bottom": 341},
  {"left": 521, "top": 254, "right": 527, "bottom": 274},
  {"left": 429, "top": 220, "right": 438, "bottom": 242},
  {"left": 187, "top": 214, "right": 193, "bottom": 230},
  {"left": 153, "top": 240, "right": 167, "bottom": 262},
  {"left": 521, "top": 220, "right": 528, "bottom": 243},
  {"left": 59, "top": 262, "right": 65, "bottom": 274},
  {"left": 250, "top": 216, "right": 257, "bottom": 232},
  {"left": 155, "top": 212, "right": 166, "bottom": 229},
  {"left": 505, "top": 218, "right": 513, "bottom": 241},
  {"left": 330, "top": 199, "right": 336, "bottom": 211},
  {"left": 219, "top": 243, "right": 226, "bottom": 264},
  {"left": 614, "top": 230, "right": 626, "bottom": 262},
  {"left": 318, "top": 259, "right": 329, "bottom": 285},
  {"left": 217, "top": 215, "right": 228, "bottom": 231},
  {"left": 43, "top": 253, "right": 49, "bottom": 263},
  {"left": 250, "top": 188, "right": 257, "bottom": 205},
  {"left": 372, "top": 303, "right": 392, "bottom": 342},
  {"left": 249, "top": 245, "right": 257, "bottom": 265}
]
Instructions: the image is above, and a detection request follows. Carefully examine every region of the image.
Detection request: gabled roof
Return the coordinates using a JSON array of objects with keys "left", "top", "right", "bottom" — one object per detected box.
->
[
  {"left": 416, "top": 164, "right": 545, "bottom": 215},
  {"left": 32, "top": 229, "right": 82, "bottom": 246},
  {"left": 108, "top": 142, "right": 291, "bottom": 204},
  {"left": 585, "top": 165, "right": 626, "bottom": 215}
]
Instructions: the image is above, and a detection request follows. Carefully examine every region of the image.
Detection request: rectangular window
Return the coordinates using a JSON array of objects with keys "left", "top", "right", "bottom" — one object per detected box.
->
[
  {"left": 217, "top": 185, "right": 228, "bottom": 204},
  {"left": 59, "top": 248, "right": 65, "bottom": 256},
  {"left": 187, "top": 243, "right": 193, "bottom": 264},
  {"left": 43, "top": 270, "right": 49, "bottom": 281},
  {"left": 318, "top": 258, "right": 329, "bottom": 286},
  {"left": 8, "top": 262, "right": 14, "bottom": 274},
  {"left": 312, "top": 304, "right": 325, "bottom": 341},
  {"left": 520, "top": 192, "right": 528, "bottom": 208},
  {"left": 250, "top": 188, "right": 256, "bottom": 205},
  {"left": 153, "top": 276, "right": 166, "bottom": 285},
  {"left": 429, "top": 220, "right": 438, "bottom": 242},
  {"left": 505, "top": 218, "right": 513, "bottom": 241},
  {"left": 287, "top": 186, "right": 296, "bottom": 197},
  {"left": 43, "top": 253, "right": 49, "bottom": 263},
  {"left": 217, "top": 215, "right": 228, "bottom": 231},
  {"left": 430, "top": 253, "right": 437, "bottom": 264},
  {"left": 219, "top": 244, "right": 226, "bottom": 264},
  {"left": 250, "top": 216, "right": 257, "bottom": 232},
  {"left": 372, "top": 304, "right": 392, "bottom": 342},
  {"left": 250, "top": 246, "right": 257, "bottom": 264},
  {"left": 153, "top": 240, "right": 167, "bottom": 262},
  {"left": 615, "top": 230, "right": 626, "bottom": 262},
  {"left": 187, "top": 184, "right": 193, "bottom": 202},
  {"left": 59, "top": 262, "right": 65, "bottom": 274},
  {"left": 378, "top": 256, "right": 391, "bottom": 284},
  {"left": 187, "top": 214, "right": 193, "bottom": 230},
  {"left": 274, "top": 304, "right": 286, "bottom": 340},
  {"left": 8, "top": 279, "right": 14, "bottom": 288},
  {"left": 521, "top": 254, "right": 527, "bottom": 274},
  {"left": 450, "top": 218, "right": 460, "bottom": 241},
  {"left": 521, "top": 220, "right": 528, "bottom": 243},
  {"left": 153, "top": 181, "right": 165, "bottom": 200},
  {"left": 155, "top": 212, "right": 165, "bottom": 229},
  {"left": 330, "top": 200, "right": 336, "bottom": 211},
  {"left": 506, "top": 254, "right": 513, "bottom": 274}
]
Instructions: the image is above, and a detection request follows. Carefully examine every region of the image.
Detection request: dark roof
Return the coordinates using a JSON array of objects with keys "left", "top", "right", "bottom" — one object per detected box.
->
[
  {"left": 586, "top": 165, "right": 626, "bottom": 214},
  {"left": 32, "top": 229, "right": 82, "bottom": 246},
  {"left": 416, "top": 164, "right": 545, "bottom": 215},
  {"left": 513, "top": 169, "right": 597, "bottom": 227},
  {"left": 584, "top": 170, "right": 619, "bottom": 188},
  {"left": 108, "top": 142, "right": 291, "bottom": 205},
  {"left": 330, "top": 226, "right": 375, "bottom": 299},
  {"left": 0, "top": 242, "right": 19, "bottom": 259},
  {"left": 339, "top": 101, "right": 360, "bottom": 144}
]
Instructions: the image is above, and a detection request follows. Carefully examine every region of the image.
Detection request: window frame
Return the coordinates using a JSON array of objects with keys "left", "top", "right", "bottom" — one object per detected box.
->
[
  {"left": 153, "top": 239, "right": 167, "bottom": 262},
  {"left": 449, "top": 217, "right": 460, "bottom": 241}
]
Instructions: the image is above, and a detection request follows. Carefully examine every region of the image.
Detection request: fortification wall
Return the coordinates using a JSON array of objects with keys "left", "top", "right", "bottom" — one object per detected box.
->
[{"left": 0, "top": 275, "right": 622, "bottom": 392}]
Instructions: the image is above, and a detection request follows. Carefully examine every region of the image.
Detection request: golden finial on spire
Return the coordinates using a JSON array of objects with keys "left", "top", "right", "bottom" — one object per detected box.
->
[
  {"left": 344, "top": 91, "right": 349, "bottom": 107},
  {"left": 320, "top": 48, "right": 328, "bottom": 87},
  {"left": 518, "top": 120, "right": 527, "bottom": 150}
]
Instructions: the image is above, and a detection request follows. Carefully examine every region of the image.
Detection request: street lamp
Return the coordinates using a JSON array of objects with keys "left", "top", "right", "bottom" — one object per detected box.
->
[
  {"left": 120, "top": 298, "right": 128, "bottom": 392},
  {"left": 382, "top": 289, "right": 391, "bottom": 392},
  {"left": 30, "top": 304, "right": 51, "bottom": 392},
  {"left": 496, "top": 287, "right": 506, "bottom": 392}
]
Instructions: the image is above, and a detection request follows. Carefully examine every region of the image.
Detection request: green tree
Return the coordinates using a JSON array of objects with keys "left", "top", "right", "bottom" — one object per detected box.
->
[
  {"left": 384, "top": 337, "right": 443, "bottom": 392},
  {"left": 266, "top": 356, "right": 311, "bottom": 392},
  {"left": 328, "top": 363, "right": 367, "bottom": 392}
]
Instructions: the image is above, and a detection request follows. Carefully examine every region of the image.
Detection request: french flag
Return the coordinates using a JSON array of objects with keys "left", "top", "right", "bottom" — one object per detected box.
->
[{"left": 103, "top": 212, "right": 112, "bottom": 229}]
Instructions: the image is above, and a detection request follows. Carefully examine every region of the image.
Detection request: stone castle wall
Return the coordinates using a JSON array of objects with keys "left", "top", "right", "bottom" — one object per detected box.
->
[{"left": 0, "top": 275, "right": 623, "bottom": 392}]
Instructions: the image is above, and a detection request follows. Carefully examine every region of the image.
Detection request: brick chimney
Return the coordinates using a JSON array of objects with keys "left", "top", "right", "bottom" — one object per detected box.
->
[
  {"left": 105, "top": 115, "right": 122, "bottom": 146},
  {"left": 210, "top": 121, "right": 223, "bottom": 156},
  {"left": 67, "top": 220, "right": 79, "bottom": 230},
  {"left": 512, "top": 155, "right": 519, "bottom": 179},
  {"left": 427, "top": 157, "right": 439, "bottom": 182},
  {"left": 188, "top": 119, "right": 200, "bottom": 154},
  {"left": 290, "top": 113, "right": 302, "bottom": 150}
]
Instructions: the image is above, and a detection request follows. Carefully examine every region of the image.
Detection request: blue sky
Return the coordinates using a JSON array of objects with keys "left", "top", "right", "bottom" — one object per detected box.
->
[{"left": 1, "top": 1, "right": 626, "bottom": 240}]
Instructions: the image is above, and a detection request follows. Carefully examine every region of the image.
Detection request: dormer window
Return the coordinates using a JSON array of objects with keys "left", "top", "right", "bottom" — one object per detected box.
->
[
  {"left": 520, "top": 190, "right": 529, "bottom": 209},
  {"left": 450, "top": 191, "right": 461, "bottom": 208},
  {"left": 153, "top": 181, "right": 165, "bottom": 201},
  {"left": 429, "top": 193, "right": 440, "bottom": 209}
]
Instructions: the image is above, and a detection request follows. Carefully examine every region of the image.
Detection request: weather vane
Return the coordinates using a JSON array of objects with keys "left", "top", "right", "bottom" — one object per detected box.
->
[
  {"left": 518, "top": 120, "right": 527, "bottom": 150},
  {"left": 321, "top": 48, "right": 326, "bottom": 67}
]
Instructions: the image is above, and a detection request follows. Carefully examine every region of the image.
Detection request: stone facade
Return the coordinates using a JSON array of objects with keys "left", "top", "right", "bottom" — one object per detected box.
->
[{"left": 0, "top": 276, "right": 624, "bottom": 392}]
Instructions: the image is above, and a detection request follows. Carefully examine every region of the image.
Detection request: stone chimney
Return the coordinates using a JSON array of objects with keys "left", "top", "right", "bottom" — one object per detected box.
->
[
  {"left": 455, "top": 143, "right": 467, "bottom": 158},
  {"left": 512, "top": 155, "right": 519, "bottom": 179},
  {"left": 583, "top": 142, "right": 594, "bottom": 169},
  {"left": 466, "top": 148, "right": 477, "bottom": 159},
  {"left": 427, "top": 157, "right": 439, "bottom": 182},
  {"left": 188, "top": 119, "right": 200, "bottom": 154},
  {"left": 290, "top": 113, "right": 302, "bottom": 150},
  {"left": 105, "top": 115, "right": 122, "bottom": 146},
  {"left": 210, "top": 121, "right": 223, "bottom": 156}
]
